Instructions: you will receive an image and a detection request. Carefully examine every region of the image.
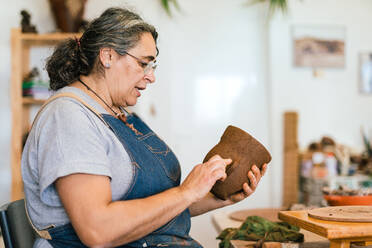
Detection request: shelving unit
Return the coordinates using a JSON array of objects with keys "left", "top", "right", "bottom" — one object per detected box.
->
[{"left": 10, "top": 28, "right": 81, "bottom": 200}]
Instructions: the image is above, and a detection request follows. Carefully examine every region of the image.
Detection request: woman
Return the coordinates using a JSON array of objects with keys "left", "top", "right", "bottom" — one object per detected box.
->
[{"left": 22, "top": 7, "right": 267, "bottom": 248}]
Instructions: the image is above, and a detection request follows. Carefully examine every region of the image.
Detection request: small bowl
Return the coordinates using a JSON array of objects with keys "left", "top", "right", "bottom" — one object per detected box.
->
[{"left": 324, "top": 194, "right": 372, "bottom": 206}]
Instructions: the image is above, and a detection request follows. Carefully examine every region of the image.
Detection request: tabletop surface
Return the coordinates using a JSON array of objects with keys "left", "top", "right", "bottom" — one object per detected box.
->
[
  {"left": 278, "top": 210, "right": 372, "bottom": 239},
  {"left": 212, "top": 209, "right": 328, "bottom": 248}
]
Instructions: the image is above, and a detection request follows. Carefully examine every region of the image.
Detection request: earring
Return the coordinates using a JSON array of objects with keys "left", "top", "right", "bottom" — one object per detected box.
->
[{"left": 105, "top": 63, "right": 110, "bottom": 68}]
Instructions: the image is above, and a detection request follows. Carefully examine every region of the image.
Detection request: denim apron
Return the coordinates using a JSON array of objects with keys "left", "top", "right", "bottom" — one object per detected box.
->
[{"left": 28, "top": 93, "right": 202, "bottom": 248}]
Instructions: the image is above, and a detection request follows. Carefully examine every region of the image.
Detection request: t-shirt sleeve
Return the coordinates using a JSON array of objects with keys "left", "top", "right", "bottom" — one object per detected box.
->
[{"left": 35, "top": 99, "right": 112, "bottom": 206}]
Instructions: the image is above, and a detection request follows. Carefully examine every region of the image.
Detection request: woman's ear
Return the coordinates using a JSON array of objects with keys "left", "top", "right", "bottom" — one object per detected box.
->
[{"left": 99, "top": 48, "right": 112, "bottom": 68}]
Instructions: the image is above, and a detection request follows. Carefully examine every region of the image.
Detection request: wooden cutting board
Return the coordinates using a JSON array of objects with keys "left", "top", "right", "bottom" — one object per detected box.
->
[
  {"left": 308, "top": 206, "right": 372, "bottom": 222},
  {"left": 229, "top": 208, "right": 283, "bottom": 222}
]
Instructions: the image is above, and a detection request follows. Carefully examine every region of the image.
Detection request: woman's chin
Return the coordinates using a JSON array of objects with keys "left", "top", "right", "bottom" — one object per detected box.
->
[{"left": 126, "top": 98, "right": 137, "bottom": 107}]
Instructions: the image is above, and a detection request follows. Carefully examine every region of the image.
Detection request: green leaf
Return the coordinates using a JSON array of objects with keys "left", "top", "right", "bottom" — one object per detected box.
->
[
  {"left": 160, "top": 0, "right": 171, "bottom": 16},
  {"left": 246, "top": 0, "right": 288, "bottom": 17},
  {"left": 160, "top": 0, "right": 180, "bottom": 17},
  {"left": 172, "top": 0, "right": 181, "bottom": 12},
  {"left": 268, "top": 0, "right": 288, "bottom": 16}
]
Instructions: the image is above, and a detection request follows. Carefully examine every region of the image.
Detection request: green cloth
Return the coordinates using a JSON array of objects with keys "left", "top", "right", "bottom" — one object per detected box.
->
[{"left": 217, "top": 216, "right": 304, "bottom": 248}]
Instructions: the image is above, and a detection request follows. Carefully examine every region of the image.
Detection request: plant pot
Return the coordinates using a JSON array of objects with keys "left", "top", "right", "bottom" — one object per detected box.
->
[
  {"left": 203, "top": 125, "right": 272, "bottom": 200},
  {"left": 49, "top": 0, "right": 87, "bottom": 32}
]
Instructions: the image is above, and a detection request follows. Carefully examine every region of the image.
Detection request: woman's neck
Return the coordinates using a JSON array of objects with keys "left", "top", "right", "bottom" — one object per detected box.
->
[{"left": 71, "top": 75, "right": 120, "bottom": 115}]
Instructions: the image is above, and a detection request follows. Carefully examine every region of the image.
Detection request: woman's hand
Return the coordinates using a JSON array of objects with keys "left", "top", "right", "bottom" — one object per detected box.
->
[
  {"left": 225, "top": 163, "right": 268, "bottom": 205},
  {"left": 180, "top": 155, "right": 232, "bottom": 204}
]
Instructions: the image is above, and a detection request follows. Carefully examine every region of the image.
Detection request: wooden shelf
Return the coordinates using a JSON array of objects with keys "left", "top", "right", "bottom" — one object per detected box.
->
[
  {"left": 19, "top": 30, "right": 82, "bottom": 46},
  {"left": 22, "top": 97, "right": 46, "bottom": 105},
  {"left": 10, "top": 28, "right": 81, "bottom": 200}
]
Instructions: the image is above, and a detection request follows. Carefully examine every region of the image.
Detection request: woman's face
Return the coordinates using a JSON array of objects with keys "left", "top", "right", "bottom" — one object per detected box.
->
[{"left": 105, "top": 32, "right": 157, "bottom": 107}]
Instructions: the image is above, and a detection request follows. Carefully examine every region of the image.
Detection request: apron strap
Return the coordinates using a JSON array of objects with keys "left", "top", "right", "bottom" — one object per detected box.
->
[
  {"left": 31, "top": 92, "right": 110, "bottom": 129},
  {"left": 26, "top": 91, "right": 111, "bottom": 240},
  {"left": 24, "top": 200, "right": 53, "bottom": 240}
]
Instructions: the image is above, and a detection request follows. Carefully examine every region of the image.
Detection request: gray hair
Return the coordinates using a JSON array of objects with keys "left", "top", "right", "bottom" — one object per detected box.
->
[{"left": 46, "top": 7, "right": 158, "bottom": 90}]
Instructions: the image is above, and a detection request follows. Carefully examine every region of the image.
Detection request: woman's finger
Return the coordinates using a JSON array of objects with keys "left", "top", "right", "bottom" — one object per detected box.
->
[
  {"left": 261, "top": 163, "right": 268, "bottom": 177},
  {"left": 242, "top": 182, "right": 253, "bottom": 197},
  {"left": 208, "top": 154, "right": 223, "bottom": 162},
  {"left": 230, "top": 192, "right": 245, "bottom": 202},
  {"left": 212, "top": 167, "right": 227, "bottom": 181},
  {"left": 251, "top": 165, "right": 261, "bottom": 182},
  {"left": 207, "top": 159, "right": 224, "bottom": 172},
  {"left": 248, "top": 170, "right": 257, "bottom": 191},
  {"left": 206, "top": 158, "right": 232, "bottom": 174}
]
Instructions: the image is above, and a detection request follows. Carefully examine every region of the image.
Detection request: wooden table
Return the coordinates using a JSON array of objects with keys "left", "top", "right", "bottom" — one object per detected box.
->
[{"left": 279, "top": 210, "right": 372, "bottom": 248}]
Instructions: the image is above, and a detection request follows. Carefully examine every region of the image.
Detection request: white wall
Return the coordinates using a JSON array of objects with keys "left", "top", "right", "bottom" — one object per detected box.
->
[
  {"left": 156, "top": 2, "right": 271, "bottom": 246},
  {"left": 269, "top": 0, "right": 372, "bottom": 207}
]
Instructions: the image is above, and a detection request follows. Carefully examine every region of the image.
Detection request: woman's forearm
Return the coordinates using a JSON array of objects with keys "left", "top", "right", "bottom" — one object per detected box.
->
[
  {"left": 56, "top": 174, "right": 193, "bottom": 247},
  {"left": 105, "top": 187, "right": 193, "bottom": 247},
  {"left": 188, "top": 193, "right": 230, "bottom": 217}
]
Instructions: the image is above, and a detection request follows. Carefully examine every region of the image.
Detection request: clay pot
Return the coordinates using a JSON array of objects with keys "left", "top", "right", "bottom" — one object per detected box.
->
[
  {"left": 49, "top": 0, "right": 87, "bottom": 32},
  {"left": 203, "top": 125, "right": 271, "bottom": 200},
  {"left": 324, "top": 195, "right": 372, "bottom": 206}
]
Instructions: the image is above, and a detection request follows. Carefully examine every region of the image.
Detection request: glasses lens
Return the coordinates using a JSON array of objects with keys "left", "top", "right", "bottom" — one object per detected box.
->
[{"left": 144, "top": 61, "right": 157, "bottom": 75}]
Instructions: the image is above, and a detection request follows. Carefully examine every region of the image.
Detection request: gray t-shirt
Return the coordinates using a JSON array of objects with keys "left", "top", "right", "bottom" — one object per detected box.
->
[{"left": 21, "top": 87, "right": 134, "bottom": 248}]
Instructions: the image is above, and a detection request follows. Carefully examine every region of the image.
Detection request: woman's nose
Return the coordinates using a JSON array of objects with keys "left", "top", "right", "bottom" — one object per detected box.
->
[{"left": 144, "top": 70, "right": 156, "bottom": 83}]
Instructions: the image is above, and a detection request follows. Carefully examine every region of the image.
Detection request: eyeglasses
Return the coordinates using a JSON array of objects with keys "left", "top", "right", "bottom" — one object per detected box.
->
[{"left": 123, "top": 51, "right": 157, "bottom": 75}]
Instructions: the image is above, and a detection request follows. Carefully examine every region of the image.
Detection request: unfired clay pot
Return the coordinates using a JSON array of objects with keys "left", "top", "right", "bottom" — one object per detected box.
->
[{"left": 203, "top": 125, "right": 272, "bottom": 200}]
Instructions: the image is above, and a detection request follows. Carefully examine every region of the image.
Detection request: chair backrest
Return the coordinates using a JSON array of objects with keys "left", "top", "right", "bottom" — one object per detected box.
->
[{"left": 0, "top": 199, "right": 37, "bottom": 248}]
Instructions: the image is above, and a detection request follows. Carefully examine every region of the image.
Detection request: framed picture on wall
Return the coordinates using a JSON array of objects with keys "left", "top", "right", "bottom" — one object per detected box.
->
[
  {"left": 359, "top": 52, "right": 372, "bottom": 94},
  {"left": 292, "top": 25, "right": 346, "bottom": 68}
]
